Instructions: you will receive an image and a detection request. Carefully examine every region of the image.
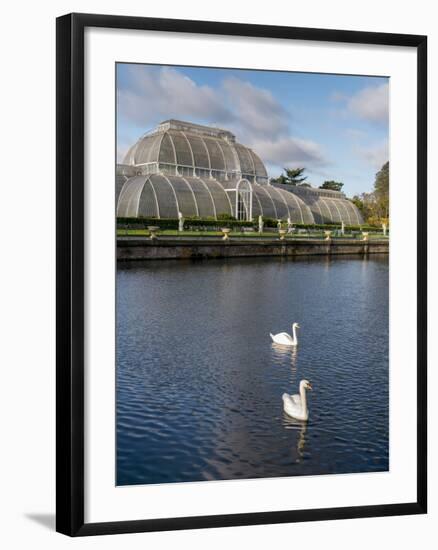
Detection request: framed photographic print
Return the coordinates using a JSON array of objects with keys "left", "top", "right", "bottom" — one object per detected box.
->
[{"left": 56, "top": 13, "right": 427, "bottom": 536}]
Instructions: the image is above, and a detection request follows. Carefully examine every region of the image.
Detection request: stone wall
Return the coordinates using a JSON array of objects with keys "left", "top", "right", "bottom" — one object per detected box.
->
[{"left": 117, "top": 237, "right": 389, "bottom": 261}]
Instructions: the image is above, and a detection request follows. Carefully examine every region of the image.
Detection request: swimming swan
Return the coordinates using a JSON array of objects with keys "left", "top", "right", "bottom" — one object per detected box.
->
[
  {"left": 270, "top": 323, "right": 300, "bottom": 346},
  {"left": 282, "top": 379, "right": 312, "bottom": 421}
]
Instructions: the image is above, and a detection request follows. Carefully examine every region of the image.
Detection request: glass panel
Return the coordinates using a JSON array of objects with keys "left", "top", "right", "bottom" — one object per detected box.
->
[
  {"left": 200, "top": 178, "right": 232, "bottom": 217},
  {"left": 134, "top": 135, "right": 156, "bottom": 164},
  {"left": 251, "top": 192, "right": 262, "bottom": 218},
  {"left": 150, "top": 174, "right": 179, "bottom": 218},
  {"left": 301, "top": 202, "right": 315, "bottom": 224},
  {"left": 211, "top": 169, "right": 226, "bottom": 181},
  {"left": 196, "top": 168, "right": 210, "bottom": 178},
  {"left": 122, "top": 143, "right": 136, "bottom": 165},
  {"left": 345, "top": 201, "right": 363, "bottom": 224},
  {"left": 326, "top": 199, "right": 342, "bottom": 223},
  {"left": 184, "top": 177, "right": 216, "bottom": 218},
  {"left": 179, "top": 166, "right": 194, "bottom": 177},
  {"left": 116, "top": 175, "right": 127, "bottom": 204},
  {"left": 159, "top": 164, "right": 177, "bottom": 175},
  {"left": 253, "top": 184, "right": 276, "bottom": 218},
  {"left": 218, "top": 141, "right": 239, "bottom": 173},
  {"left": 235, "top": 144, "right": 254, "bottom": 174},
  {"left": 186, "top": 134, "right": 210, "bottom": 169},
  {"left": 266, "top": 187, "right": 289, "bottom": 219},
  {"left": 166, "top": 175, "right": 198, "bottom": 217},
  {"left": 250, "top": 150, "right": 268, "bottom": 177},
  {"left": 138, "top": 179, "right": 159, "bottom": 218},
  {"left": 117, "top": 175, "right": 146, "bottom": 217},
  {"left": 203, "top": 137, "right": 225, "bottom": 171},
  {"left": 318, "top": 199, "right": 334, "bottom": 223},
  {"left": 271, "top": 187, "right": 315, "bottom": 223},
  {"left": 334, "top": 200, "right": 351, "bottom": 224},
  {"left": 158, "top": 133, "right": 176, "bottom": 164},
  {"left": 294, "top": 193, "right": 320, "bottom": 223},
  {"left": 169, "top": 132, "right": 193, "bottom": 167},
  {"left": 309, "top": 202, "right": 324, "bottom": 224}
]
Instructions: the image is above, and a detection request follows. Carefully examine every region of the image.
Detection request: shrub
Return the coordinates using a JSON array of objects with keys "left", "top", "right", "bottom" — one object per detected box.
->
[
  {"left": 217, "top": 213, "right": 237, "bottom": 221},
  {"left": 116, "top": 217, "right": 386, "bottom": 233}
]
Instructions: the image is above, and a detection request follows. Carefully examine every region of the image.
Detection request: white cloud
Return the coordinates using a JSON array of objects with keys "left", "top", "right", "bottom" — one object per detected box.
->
[
  {"left": 346, "top": 83, "right": 389, "bottom": 124},
  {"left": 356, "top": 141, "right": 388, "bottom": 170},
  {"left": 118, "top": 66, "right": 232, "bottom": 127},
  {"left": 118, "top": 66, "right": 328, "bottom": 171},
  {"left": 250, "top": 136, "right": 326, "bottom": 168},
  {"left": 344, "top": 128, "right": 367, "bottom": 140},
  {"left": 222, "top": 77, "right": 290, "bottom": 140}
]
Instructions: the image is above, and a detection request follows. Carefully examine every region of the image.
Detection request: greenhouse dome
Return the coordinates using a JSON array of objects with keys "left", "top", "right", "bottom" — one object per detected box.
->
[{"left": 117, "top": 120, "right": 363, "bottom": 225}]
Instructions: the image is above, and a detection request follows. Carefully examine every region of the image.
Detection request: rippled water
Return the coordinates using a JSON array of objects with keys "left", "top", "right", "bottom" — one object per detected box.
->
[{"left": 117, "top": 255, "right": 389, "bottom": 486}]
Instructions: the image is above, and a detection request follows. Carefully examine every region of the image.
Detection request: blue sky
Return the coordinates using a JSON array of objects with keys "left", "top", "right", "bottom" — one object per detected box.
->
[{"left": 117, "top": 63, "right": 389, "bottom": 197}]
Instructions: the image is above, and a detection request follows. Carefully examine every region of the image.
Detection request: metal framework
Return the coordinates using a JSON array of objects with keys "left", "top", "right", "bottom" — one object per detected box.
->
[{"left": 117, "top": 119, "right": 363, "bottom": 225}]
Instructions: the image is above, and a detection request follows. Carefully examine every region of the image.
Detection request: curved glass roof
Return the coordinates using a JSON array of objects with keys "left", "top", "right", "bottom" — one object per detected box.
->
[
  {"left": 118, "top": 174, "right": 232, "bottom": 219},
  {"left": 123, "top": 121, "right": 267, "bottom": 180},
  {"left": 304, "top": 195, "right": 363, "bottom": 224},
  {"left": 116, "top": 174, "right": 128, "bottom": 202},
  {"left": 118, "top": 174, "right": 317, "bottom": 223},
  {"left": 118, "top": 120, "right": 363, "bottom": 225}
]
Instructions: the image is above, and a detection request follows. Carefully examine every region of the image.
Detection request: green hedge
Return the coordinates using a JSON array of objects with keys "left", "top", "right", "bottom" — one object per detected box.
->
[
  {"left": 117, "top": 217, "right": 255, "bottom": 230},
  {"left": 116, "top": 217, "right": 384, "bottom": 232}
]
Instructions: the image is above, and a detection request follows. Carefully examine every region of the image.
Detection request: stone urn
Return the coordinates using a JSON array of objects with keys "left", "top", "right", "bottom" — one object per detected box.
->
[
  {"left": 324, "top": 230, "right": 332, "bottom": 241},
  {"left": 278, "top": 229, "right": 286, "bottom": 240},
  {"left": 147, "top": 226, "right": 160, "bottom": 240},
  {"left": 221, "top": 227, "right": 231, "bottom": 241},
  {"left": 362, "top": 232, "right": 369, "bottom": 242}
]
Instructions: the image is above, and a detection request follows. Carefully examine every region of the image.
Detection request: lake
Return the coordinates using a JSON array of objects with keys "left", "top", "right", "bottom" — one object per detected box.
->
[{"left": 117, "top": 255, "right": 389, "bottom": 485}]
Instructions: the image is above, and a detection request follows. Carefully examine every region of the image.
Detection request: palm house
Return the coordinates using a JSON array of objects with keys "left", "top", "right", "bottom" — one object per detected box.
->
[{"left": 117, "top": 120, "right": 363, "bottom": 225}]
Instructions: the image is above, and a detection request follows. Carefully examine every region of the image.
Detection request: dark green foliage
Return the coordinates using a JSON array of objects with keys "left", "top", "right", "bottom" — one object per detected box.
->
[
  {"left": 373, "top": 161, "right": 389, "bottom": 220},
  {"left": 216, "top": 213, "right": 237, "bottom": 221},
  {"left": 270, "top": 174, "right": 288, "bottom": 185},
  {"left": 352, "top": 161, "right": 389, "bottom": 225},
  {"left": 319, "top": 180, "right": 344, "bottom": 191},
  {"left": 117, "top": 217, "right": 251, "bottom": 230},
  {"left": 271, "top": 167, "right": 307, "bottom": 185},
  {"left": 117, "top": 217, "right": 382, "bottom": 233}
]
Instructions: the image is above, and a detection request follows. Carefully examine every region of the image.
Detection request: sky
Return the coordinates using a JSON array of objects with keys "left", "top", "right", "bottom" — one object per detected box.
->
[{"left": 117, "top": 63, "right": 389, "bottom": 197}]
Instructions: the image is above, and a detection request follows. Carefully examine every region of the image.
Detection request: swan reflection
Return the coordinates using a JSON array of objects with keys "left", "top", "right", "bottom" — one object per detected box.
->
[
  {"left": 271, "top": 343, "right": 298, "bottom": 379},
  {"left": 282, "top": 415, "right": 308, "bottom": 462}
]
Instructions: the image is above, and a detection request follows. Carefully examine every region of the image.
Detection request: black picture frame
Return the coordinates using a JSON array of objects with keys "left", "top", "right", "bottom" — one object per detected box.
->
[{"left": 56, "top": 12, "right": 427, "bottom": 537}]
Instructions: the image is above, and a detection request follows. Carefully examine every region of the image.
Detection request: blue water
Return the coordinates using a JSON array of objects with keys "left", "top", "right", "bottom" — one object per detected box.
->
[{"left": 117, "top": 255, "right": 389, "bottom": 485}]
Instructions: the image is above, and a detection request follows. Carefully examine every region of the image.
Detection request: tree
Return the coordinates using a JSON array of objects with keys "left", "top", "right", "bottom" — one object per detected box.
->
[
  {"left": 270, "top": 173, "right": 288, "bottom": 185},
  {"left": 351, "top": 161, "right": 389, "bottom": 225},
  {"left": 352, "top": 193, "right": 374, "bottom": 221},
  {"left": 271, "top": 167, "right": 307, "bottom": 186},
  {"left": 284, "top": 167, "right": 307, "bottom": 185},
  {"left": 319, "top": 180, "right": 344, "bottom": 192},
  {"left": 373, "top": 161, "right": 389, "bottom": 221}
]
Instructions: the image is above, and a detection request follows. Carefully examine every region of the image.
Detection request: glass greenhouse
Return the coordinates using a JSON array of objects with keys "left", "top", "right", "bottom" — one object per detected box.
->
[{"left": 117, "top": 120, "right": 363, "bottom": 225}]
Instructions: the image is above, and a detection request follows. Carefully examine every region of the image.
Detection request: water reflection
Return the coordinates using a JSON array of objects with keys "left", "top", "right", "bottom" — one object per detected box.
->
[
  {"left": 282, "top": 414, "right": 308, "bottom": 463},
  {"left": 271, "top": 344, "right": 298, "bottom": 383},
  {"left": 117, "top": 255, "right": 389, "bottom": 485}
]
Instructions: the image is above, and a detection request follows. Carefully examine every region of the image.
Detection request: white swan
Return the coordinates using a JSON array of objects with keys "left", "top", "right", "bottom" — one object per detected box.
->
[
  {"left": 270, "top": 323, "right": 300, "bottom": 346},
  {"left": 282, "top": 379, "right": 312, "bottom": 421}
]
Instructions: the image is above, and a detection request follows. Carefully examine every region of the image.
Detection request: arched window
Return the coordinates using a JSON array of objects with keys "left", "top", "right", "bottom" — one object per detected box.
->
[{"left": 235, "top": 179, "right": 253, "bottom": 221}]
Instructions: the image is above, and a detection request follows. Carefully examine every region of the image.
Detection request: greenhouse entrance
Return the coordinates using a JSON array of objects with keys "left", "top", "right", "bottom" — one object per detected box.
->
[{"left": 235, "top": 179, "right": 253, "bottom": 221}]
